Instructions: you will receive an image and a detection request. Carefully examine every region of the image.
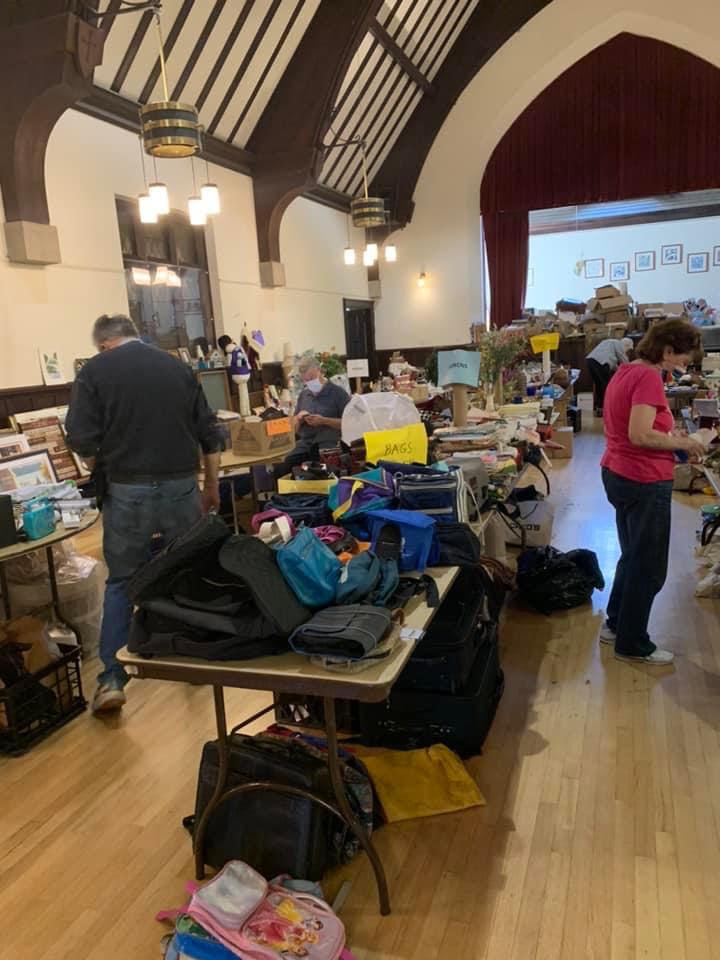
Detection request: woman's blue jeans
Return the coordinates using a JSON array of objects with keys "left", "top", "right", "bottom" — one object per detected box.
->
[
  {"left": 602, "top": 467, "right": 673, "bottom": 658},
  {"left": 98, "top": 477, "right": 201, "bottom": 687}
]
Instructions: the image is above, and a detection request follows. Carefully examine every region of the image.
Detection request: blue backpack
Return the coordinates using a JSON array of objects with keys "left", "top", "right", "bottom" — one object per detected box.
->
[{"left": 276, "top": 528, "right": 341, "bottom": 608}]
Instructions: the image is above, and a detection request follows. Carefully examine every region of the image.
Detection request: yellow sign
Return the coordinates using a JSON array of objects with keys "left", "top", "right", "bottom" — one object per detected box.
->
[
  {"left": 363, "top": 423, "right": 428, "bottom": 465},
  {"left": 530, "top": 333, "right": 560, "bottom": 353}
]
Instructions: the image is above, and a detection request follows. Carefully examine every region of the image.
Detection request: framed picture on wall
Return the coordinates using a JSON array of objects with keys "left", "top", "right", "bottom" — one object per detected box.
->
[
  {"left": 609, "top": 261, "right": 630, "bottom": 282},
  {"left": 713, "top": 246, "right": 720, "bottom": 267},
  {"left": 584, "top": 258, "right": 605, "bottom": 280},
  {"left": 634, "top": 251, "right": 656, "bottom": 272},
  {"left": 661, "top": 244, "right": 683, "bottom": 266},
  {"left": 688, "top": 252, "right": 709, "bottom": 274}
]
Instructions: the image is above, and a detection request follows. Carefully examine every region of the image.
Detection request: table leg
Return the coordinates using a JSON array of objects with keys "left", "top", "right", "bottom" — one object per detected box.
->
[
  {"left": 323, "top": 697, "right": 391, "bottom": 916},
  {"left": 46, "top": 546, "right": 61, "bottom": 619},
  {"left": 194, "top": 685, "right": 230, "bottom": 880},
  {"left": 0, "top": 562, "right": 11, "bottom": 620}
]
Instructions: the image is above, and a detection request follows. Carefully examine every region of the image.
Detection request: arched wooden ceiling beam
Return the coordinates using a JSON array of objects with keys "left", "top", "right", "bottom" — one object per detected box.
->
[
  {"left": 246, "top": 0, "right": 383, "bottom": 286},
  {"left": 369, "top": 0, "right": 553, "bottom": 227}
]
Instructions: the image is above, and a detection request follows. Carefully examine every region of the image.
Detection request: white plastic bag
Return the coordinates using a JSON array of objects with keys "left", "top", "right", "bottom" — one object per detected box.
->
[{"left": 341, "top": 392, "right": 421, "bottom": 445}]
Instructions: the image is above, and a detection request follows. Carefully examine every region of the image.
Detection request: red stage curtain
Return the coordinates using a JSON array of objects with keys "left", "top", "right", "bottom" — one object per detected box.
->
[
  {"left": 484, "top": 211, "right": 528, "bottom": 329},
  {"left": 480, "top": 33, "right": 720, "bottom": 325}
]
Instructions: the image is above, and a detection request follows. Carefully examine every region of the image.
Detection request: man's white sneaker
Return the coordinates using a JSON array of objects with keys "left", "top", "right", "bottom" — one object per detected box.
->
[
  {"left": 91, "top": 683, "right": 126, "bottom": 714},
  {"left": 614, "top": 648, "right": 675, "bottom": 666}
]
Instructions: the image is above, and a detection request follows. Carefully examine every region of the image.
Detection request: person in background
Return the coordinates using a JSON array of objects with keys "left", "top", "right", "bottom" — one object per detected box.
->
[
  {"left": 66, "top": 315, "right": 223, "bottom": 715},
  {"left": 274, "top": 355, "right": 350, "bottom": 479},
  {"left": 586, "top": 336, "right": 634, "bottom": 412},
  {"left": 599, "top": 318, "right": 706, "bottom": 665}
]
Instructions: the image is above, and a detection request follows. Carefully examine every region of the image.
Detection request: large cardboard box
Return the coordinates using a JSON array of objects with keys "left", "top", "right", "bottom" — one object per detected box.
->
[
  {"left": 595, "top": 284, "right": 621, "bottom": 299},
  {"left": 547, "top": 426, "right": 574, "bottom": 459},
  {"left": 597, "top": 294, "right": 632, "bottom": 311},
  {"left": 231, "top": 417, "right": 294, "bottom": 458}
]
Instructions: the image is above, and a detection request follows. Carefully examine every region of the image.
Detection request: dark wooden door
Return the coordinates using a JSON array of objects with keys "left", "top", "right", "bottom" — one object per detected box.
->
[{"left": 343, "top": 299, "right": 378, "bottom": 379}]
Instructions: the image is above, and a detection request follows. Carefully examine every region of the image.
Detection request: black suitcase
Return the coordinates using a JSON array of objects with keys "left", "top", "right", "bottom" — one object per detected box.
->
[
  {"left": 359, "top": 628, "right": 504, "bottom": 757},
  {"left": 395, "top": 567, "right": 487, "bottom": 694},
  {"left": 192, "top": 734, "right": 336, "bottom": 879}
]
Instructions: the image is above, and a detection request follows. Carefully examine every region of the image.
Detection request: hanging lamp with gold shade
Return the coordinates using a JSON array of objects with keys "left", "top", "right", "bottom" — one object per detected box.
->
[
  {"left": 140, "top": 12, "right": 201, "bottom": 158},
  {"left": 350, "top": 141, "right": 386, "bottom": 228}
]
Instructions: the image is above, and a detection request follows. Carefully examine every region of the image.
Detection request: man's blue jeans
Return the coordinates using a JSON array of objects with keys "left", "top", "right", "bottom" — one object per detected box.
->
[
  {"left": 602, "top": 467, "right": 673, "bottom": 658},
  {"left": 99, "top": 477, "right": 201, "bottom": 687}
]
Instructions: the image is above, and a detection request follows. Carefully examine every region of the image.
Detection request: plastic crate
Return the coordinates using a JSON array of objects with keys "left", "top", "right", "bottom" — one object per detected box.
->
[{"left": 0, "top": 642, "right": 86, "bottom": 756}]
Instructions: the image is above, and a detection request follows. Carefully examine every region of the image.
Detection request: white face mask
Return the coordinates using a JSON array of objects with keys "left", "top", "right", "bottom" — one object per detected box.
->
[{"left": 305, "top": 378, "right": 323, "bottom": 395}]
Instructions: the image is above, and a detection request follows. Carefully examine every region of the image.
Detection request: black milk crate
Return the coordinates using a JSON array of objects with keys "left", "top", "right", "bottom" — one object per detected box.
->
[{"left": 0, "top": 642, "right": 87, "bottom": 756}]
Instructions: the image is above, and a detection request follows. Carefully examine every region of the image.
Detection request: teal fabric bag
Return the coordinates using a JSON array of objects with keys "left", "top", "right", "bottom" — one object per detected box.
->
[{"left": 277, "top": 528, "right": 341, "bottom": 608}]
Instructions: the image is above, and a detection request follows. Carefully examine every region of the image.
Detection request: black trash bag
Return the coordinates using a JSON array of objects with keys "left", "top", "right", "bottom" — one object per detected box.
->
[{"left": 516, "top": 546, "right": 605, "bottom": 614}]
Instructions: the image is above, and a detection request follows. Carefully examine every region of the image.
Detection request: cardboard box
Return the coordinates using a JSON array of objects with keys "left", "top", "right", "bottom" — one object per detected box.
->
[
  {"left": 547, "top": 426, "right": 574, "bottom": 459},
  {"left": 411, "top": 384, "right": 429, "bottom": 404},
  {"left": 597, "top": 294, "right": 632, "bottom": 311},
  {"left": 231, "top": 417, "right": 294, "bottom": 458},
  {"left": 595, "top": 284, "right": 621, "bottom": 299}
]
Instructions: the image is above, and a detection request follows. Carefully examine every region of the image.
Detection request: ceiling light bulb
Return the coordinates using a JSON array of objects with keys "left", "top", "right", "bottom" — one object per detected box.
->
[
  {"left": 131, "top": 266, "right": 151, "bottom": 286},
  {"left": 148, "top": 182, "right": 169, "bottom": 215},
  {"left": 343, "top": 246, "right": 356, "bottom": 266},
  {"left": 188, "top": 195, "right": 207, "bottom": 226},
  {"left": 201, "top": 183, "right": 221, "bottom": 215},
  {"left": 153, "top": 264, "right": 169, "bottom": 285},
  {"left": 384, "top": 243, "right": 397, "bottom": 263},
  {"left": 138, "top": 193, "right": 158, "bottom": 224},
  {"left": 366, "top": 242, "right": 378, "bottom": 261},
  {"left": 166, "top": 269, "right": 182, "bottom": 287},
  {"left": 363, "top": 248, "right": 374, "bottom": 267},
  {"left": 417, "top": 271, "right": 426, "bottom": 288}
]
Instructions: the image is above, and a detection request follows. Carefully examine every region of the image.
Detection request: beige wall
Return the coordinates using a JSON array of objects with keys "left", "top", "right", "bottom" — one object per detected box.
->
[
  {"left": 374, "top": 0, "right": 720, "bottom": 349},
  {"left": 0, "top": 109, "right": 368, "bottom": 389}
]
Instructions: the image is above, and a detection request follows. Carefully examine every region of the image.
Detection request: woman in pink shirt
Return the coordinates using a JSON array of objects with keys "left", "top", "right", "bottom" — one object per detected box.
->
[{"left": 600, "top": 319, "right": 705, "bottom": 664}]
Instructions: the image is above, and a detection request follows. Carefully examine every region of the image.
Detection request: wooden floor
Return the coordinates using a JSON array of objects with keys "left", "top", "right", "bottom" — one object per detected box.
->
[{"left": 2, "top": 410, "right": 720, "bottom": 960}]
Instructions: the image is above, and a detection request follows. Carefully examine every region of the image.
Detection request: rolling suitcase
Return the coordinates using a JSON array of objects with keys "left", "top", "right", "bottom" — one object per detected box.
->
[
  {"left": 395, "top": 567, "right": 487, "bottom": 694},
  {"left": 191, "top": 734, "right": 337, "bottom": 879},
  {"left": 359, "top": 626, "right": 504, "bottom": 757}
]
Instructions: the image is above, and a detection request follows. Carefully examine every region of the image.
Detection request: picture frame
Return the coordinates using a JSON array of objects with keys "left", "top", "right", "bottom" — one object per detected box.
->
[
  {"left": 688, "top": 252, "right": 709, "bottom": 274},
  {"left": 0, "top": 450, "right": 58, "bottom": 493},
  {"left": 39, "top": 349, "right": 64, "bottom": 386},
  {"left": 583, "top": 258, "right": 605, "bottom": 280},
  {"left": 634, "top": 251, "right": 656, "bottom": 272},
  {"left": 713, "top": 246, "right": 720, "bottom": 267},
  {"left": 661, "top": 244, "right": 683, "bottom": 266},
  {"left": 178, "top": 346, "right": 192, "bottom": 365},
  {"left": 609, "top": 261, "right": 630, "bottom": 282},
  {"left": 197, "top": 369, "right": 232, "bottom": 413},
  {"left": 0, "top": 434, "right": 30, "bottom": 460}
]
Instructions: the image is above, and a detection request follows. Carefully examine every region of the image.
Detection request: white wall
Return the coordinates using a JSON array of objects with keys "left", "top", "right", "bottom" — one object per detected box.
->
[
  {"left": 0, "top": 109, "right": 368, "bottom": 388},
  {"left": 528, "top": 216, "right": 720, "bottom": 310},
  {"left": 374, "top": 0, "right": 720, "bottom": 348}
]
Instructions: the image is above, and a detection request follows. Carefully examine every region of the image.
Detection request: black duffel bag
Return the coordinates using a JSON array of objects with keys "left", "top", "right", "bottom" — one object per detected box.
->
[{"left": 268, "top": 493, "right": 332, "bottom": 528}]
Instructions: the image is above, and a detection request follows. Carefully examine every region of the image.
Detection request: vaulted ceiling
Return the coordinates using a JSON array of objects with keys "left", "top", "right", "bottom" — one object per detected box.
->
[{"left": 84, "top": 0, "right": 552, "bottom": 223}]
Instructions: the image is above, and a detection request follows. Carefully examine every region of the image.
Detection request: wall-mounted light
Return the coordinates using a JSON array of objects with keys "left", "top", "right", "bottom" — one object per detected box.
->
[
  {"left": 343, "top": 246, "right": 356, "bottom": 266},
  {"left": 138, "top": 194, "right": 158, "bottom": 224},
  {"left": 384, "top": 243, "right": 397, "bottom": 263},
  {"left": 131, "top": 266, "right": 151, "bottom": 286},
  {"left": 417, "top": 271, "right": 427, "bottom": 288}
]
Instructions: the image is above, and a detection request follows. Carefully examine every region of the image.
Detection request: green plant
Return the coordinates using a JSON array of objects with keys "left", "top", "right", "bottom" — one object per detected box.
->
[
  {"left": 476, "top": 328, "right": 528, "bottom": 383},
  {"left": 424, "top": 349, "right": 438, "bottom": 385},
  {"left": 318, "top": 349, "right": 345, "bottom": 378}
]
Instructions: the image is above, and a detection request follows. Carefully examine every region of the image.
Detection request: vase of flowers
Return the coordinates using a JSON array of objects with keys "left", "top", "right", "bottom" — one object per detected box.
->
[{"left": 476, "top": 328, "right": 529, "bottom": 410}]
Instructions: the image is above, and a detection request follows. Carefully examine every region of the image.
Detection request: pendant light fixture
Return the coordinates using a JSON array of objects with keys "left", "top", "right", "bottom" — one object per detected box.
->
[
  {"left": 384, "top": 243, "right": 397, "bottom": 263},
  {"left": 362, "top": 247, "right": 374, "bottom": 267},
  {"left": 200, "top": 159, "right": 221, "bottom": 215},
  {"left": 365, "top": 242, "right": 378, "bottom": 262},
  {"left": 351, "top": 141, "right": 386, "bottom": 228},
  {"left": 188, "top": 159, "right": 206, "bottom": 226},
  {"left": 343, "top": 214, "right": 356, "bottom": 265},
  {"left": 148, "top": 158, "right": 169, "bottom": 215},
  {"left": 137, "top": 137, "right": 157, "bottom": 224},
  {"left": 140, "top": 11, "right": 201, "bottom": 159}
]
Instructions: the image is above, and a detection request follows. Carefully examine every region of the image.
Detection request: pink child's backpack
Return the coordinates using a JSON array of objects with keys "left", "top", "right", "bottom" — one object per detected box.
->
[{"left": 184, "top": 860, "right": 345, "bottom": 960}]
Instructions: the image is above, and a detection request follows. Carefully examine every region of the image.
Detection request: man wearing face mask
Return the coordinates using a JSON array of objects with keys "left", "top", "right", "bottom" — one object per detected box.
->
[{"left": 275, "top": 355, "right": 350, "bottom": 477}]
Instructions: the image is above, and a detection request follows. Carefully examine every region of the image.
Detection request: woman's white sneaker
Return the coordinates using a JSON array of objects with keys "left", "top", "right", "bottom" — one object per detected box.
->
[
  {"left": 614, "top": 648, "right": 674, "bottom": 665},
  {"left": 599, "top": 624, "right": 616, "bottom": 645}
]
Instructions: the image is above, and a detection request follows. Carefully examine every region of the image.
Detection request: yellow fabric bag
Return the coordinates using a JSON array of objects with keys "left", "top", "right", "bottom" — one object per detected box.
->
[
  {"left": 363, "top": 422, "right": 428, "bottom": 465},
  {"left": 354, "top": 744, "right": 485, "bottom": 822}
]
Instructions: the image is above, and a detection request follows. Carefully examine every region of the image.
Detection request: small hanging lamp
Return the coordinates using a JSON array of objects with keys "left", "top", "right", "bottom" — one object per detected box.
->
[
  {"left": 137, "top": 138, "right": 157, "bottom": 224},
  {"left": 148, "top": 158, "right": 170, "bottom": 215},
  {"left": 351, "top": 142, "right": 386, "bottom": 228},
  {"left": 384, "top": 243, "right": 397, "bottom": 263},
  {"left": 140, "top": 11, "right": 201, "bottom": 158},
  {"left": 188, "top": 158, "right": 207, "bottom": 226},
  {"left": 200, "top": 159, "right": 221, "bottom": 215}
]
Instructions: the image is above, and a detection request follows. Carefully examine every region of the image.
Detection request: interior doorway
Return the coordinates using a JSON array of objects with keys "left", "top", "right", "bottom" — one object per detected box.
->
[{"left": 343, "top": 299, "right": 378, "bottom": 379}]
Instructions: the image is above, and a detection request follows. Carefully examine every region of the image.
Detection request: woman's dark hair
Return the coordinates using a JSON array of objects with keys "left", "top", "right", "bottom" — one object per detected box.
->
[
  {"left": 217, "top": 335, "right": 233, "bottom": 351},
  {"left": 635, "top": 318, "right": 701, "bottom": 364}
]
